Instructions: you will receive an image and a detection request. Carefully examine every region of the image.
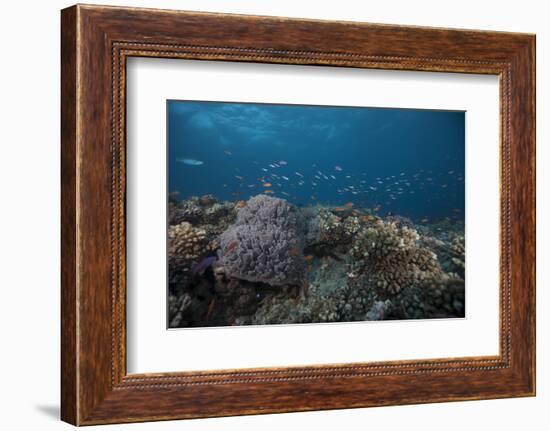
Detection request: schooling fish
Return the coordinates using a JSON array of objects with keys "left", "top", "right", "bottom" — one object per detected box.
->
[
  {"left": 279, "top": 160, "right": 288, "bottom": 165},
  {"left": 177, "top": 158, "right": 204, "bottom": 166},
  {"left": 335, "top": 165, "right": 343, "bottom": 171}
]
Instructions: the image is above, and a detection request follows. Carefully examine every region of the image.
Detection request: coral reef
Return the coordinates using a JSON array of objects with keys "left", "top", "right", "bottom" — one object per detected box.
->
[
  {"left": 350, "top": 219, "right": 444, "bottom": 295},
  {"left": 167, "top": 193, "right": 466, "bottom": 328},
  {"left": 217, "top": 195, "right": 306, "bottom": 286},
  {"left": 167, "top": 195, "right": 237, "bottom": 294},
  {"left": 167, "top": 222, "right": 214, "bottom": 287},
  {"left": 168, "top": 195, "right": 236, "bottom": 230},
  {"left": 366, "top": 300, "right": 392, "bottom": 321},
  {"left": 316, "top": 209, "right": 362, "bottom": 245},
  {"left": 421, "top": 230, "right": 465, "bottom": 279}
]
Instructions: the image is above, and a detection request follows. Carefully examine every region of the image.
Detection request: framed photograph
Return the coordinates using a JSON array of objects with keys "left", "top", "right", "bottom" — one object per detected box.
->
[{"left": 61, "top": 4, "right": 535, "bottom": 425}]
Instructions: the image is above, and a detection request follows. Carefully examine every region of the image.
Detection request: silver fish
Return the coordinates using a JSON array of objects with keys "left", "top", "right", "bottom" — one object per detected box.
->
[{"left": 177, "top": 158, "right": 204, "bottom": 166}]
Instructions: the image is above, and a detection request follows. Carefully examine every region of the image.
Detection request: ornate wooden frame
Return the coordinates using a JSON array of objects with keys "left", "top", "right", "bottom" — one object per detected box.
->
[{"left": 61, "top": 4, "right": 536, "bottom": 425}]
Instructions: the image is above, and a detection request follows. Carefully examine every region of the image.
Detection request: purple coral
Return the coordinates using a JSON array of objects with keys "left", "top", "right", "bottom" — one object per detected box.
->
[{"left": 217, "top": 195, "right": 305, "bottom": 286}]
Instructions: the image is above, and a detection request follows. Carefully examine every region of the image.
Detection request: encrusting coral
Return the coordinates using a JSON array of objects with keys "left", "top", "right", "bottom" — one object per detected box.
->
[{"left": 217, "top": 195, "right": 306, "bottom": 287}]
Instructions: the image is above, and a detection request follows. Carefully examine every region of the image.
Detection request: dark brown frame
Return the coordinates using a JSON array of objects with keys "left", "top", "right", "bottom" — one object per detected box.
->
[{"left": 61, "top": 4, "right": 536, "bottom": 426}]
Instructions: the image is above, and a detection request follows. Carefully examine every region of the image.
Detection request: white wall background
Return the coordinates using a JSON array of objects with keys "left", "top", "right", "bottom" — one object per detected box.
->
[{"left": 0, "top": 0, "right": 546, "bottom": 429}]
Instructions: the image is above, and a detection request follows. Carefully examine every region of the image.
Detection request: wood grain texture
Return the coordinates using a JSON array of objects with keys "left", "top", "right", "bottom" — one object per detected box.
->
[
  {"left": 60, "top": 4, "right": 536, "bottom": 425},
  {"left": 60, "top": 5, "right": 78, "bottom": 425}
]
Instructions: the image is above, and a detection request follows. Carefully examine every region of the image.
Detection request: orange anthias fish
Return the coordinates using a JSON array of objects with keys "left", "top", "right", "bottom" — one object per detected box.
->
[
  {"left": 333, "top": 207, "right": 347, "bottom": 212},
  {"left": 264, "top": 189, "right": 275, "bottom": 194},
  {"left": 263, "top": 182, "right": 272, "bottom": 187},
  {"left": 345, "top": 202, "right": 354, "bottom": 208},
  {"left": 235, "top": 200, "right": 247, "bottom": 209}
]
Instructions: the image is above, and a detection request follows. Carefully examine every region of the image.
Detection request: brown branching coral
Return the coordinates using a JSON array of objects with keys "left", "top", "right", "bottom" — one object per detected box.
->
[
  {"left": 449, "top": 234, "right": 465, "bottom": 277},
  {"left": 316, "top": 209, "right": 363, "bottom": 245},
  {"left": 169, "top": 195, "right": 236, "bottom": 227},
  {"left": 421, "top": 231, "right": 465, "bottom": 279},
  {"left": 168, "top": 222, "right": 215, "bottom": 286},
  {"left": 351, "top": 220, "right": 444, "bottom": 295}
]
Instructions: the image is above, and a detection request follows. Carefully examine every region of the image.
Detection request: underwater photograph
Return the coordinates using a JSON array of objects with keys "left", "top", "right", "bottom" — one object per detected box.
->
[{"left": 167, "top": 100, "right": 465, "bottom": 328}]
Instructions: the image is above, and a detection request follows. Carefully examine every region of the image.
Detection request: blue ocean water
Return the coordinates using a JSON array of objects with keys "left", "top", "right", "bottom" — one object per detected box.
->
[{"left": 168, "top": 100, "right": 465, "bottom": 221}]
